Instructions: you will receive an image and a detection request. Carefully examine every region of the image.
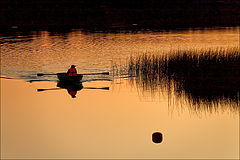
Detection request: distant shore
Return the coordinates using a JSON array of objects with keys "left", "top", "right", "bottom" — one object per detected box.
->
[{"left": 0, "top": 0, "right": 239, "bottom": 32}]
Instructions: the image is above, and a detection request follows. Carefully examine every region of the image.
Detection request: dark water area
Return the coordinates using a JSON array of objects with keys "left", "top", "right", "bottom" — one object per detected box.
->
[
  {"left": 1, "top": 0, "right": 240, "bottom": 32},
  {"left": 125, "top": 48, "right": 240, "bottom": 109}
]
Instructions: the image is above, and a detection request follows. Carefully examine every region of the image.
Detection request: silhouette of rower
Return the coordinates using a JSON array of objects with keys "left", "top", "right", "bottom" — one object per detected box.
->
[{"left": 67, "top": 65, "right": 77, "bottom": 76}]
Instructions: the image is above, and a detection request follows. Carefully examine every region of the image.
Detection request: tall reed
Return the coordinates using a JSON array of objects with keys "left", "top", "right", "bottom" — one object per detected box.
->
[{"left": 126, "top": 47, "right": 240, "bottom": 108}]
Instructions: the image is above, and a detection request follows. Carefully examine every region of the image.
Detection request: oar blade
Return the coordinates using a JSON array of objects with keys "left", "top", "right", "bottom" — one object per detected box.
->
[
  {"left": 37, "top": 73, "right": 44, "bottom": 76},
  {"left": 37, "top": 89, "right": 45, "bottom": 92},
  {"left": 84, "top": 87, "right": 110, "bottom": 90},
  {"left": 101, "top": 87, "right": 110, "bottom": 90},
  {"left": 101, "top": 72, "right": 109, "bottom": 75},
  {"left": 37, "top": 73, "right": 57, "bottom": 76}
]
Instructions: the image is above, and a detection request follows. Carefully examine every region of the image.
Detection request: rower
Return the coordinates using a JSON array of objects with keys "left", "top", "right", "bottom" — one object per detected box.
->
[{"left": 67, "top": 65, "right": 77, "bottom": 76}]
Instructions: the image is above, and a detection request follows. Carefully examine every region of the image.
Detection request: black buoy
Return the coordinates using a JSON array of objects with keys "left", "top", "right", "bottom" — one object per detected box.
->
[{"left": 152, "top": 132, "right": 163, "bottom": 144}]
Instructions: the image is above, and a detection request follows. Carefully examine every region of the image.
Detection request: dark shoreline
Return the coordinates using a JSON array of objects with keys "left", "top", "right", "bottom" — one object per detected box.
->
[{"left": 1, "top": 0, "right": 239, "bottom": 33}]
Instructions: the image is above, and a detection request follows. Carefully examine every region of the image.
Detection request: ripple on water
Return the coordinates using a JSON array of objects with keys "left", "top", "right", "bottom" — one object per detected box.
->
[{"left": 1, "top": 27, "right": 239, "bottom": 81}]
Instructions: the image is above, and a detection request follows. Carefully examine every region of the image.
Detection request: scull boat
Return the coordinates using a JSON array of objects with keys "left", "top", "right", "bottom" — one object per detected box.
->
[{"left": 57, "top": 73, "right": 83, "bottom": 82}]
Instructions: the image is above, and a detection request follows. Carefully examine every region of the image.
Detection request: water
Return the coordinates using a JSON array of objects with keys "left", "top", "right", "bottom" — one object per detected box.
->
[
  {"left": 1, "top": 27, "right": 239, "bottom": 159},
  {"left": 1, "top": 27, "right": 239, "bottom": 80}
]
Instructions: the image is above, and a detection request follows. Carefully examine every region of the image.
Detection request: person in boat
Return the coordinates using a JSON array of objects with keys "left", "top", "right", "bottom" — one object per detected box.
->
[{"left": 67, "top": 65, "right": 77, "bottom": 76}]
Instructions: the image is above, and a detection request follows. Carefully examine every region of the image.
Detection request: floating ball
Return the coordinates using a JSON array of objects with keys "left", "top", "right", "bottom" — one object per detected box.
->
[{"left": 152, "top": 132, "right": 163, "bottom": 143}]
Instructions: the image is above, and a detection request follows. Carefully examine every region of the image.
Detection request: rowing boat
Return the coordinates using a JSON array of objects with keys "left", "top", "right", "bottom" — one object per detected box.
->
[{"left": 57, "top": 73, "right": 83, "bottom": 82}]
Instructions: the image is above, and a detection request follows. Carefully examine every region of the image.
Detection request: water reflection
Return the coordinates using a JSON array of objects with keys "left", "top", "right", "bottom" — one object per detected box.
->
[
  {"left": 1, "top": 27, "right": 239, "bottom": 81},
  {"left": 0, "top": 30, "right": 34, "bottom": 44},
  {"left": 37, "top": 81, "right": 109, "bottom": 98},
  {"left": 124, "top": 48, "right": 240, "bottom": 111},
  {"left": 1, "top": 27, "right": 239, "bottom": 159},
  {"left": 1, "top": 73, "right": 238, "bottom": 159},
  {"left": 47, "top": 28, "right": 73, "bottom": 38},
  {"left": 57, "top": 81, "right": 83, "bottom": 98}
]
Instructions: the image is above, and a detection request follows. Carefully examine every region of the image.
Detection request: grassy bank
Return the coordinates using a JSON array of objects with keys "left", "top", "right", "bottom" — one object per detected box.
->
[{"left": 126, "top": 48, "right": 240, "bottom": 107}]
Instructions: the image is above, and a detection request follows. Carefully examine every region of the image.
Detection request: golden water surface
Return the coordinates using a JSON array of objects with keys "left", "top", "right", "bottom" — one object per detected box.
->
[
  {"left": 1, "top": 78, "right": 239, "bottom": 159},
  {"left": 1, "top": 27, "right": 239, "bottom": 159}
]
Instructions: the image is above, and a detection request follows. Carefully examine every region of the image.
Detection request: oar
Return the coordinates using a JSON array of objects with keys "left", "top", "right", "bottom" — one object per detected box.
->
[
  {"left": 37, "top": 88, "right": 63, "bottom": 92},
  {"left": 0, "top": 76, "right": 20, "bottom": 80},
  {"left": 28, "top": 79, "right": 57, "bottom": 83},
  {"left": 37, "top": 87, "right": 109, "bottom": 92},
  {"left": 37, "top": 72, "right": 109, "bottom": 76},
  {"left": 84, "top": 87, "right": 109, "bottom": 90},
  {"left": 37, "top": 73, "right": 57, "bottom": 76},
  {"left": 81, "top": 72, "right": 109, "bottom": 75}
]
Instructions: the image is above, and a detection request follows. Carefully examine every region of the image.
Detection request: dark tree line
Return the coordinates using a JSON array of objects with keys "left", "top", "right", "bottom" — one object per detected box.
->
[{"left": 0, "top": 0, "right": 239, "bottom": 31}]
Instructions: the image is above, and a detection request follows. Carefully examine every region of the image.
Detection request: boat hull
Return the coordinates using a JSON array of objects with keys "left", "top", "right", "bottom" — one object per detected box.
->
[{"left": 57, "top": 73, "right": 83, "bottom": 82}]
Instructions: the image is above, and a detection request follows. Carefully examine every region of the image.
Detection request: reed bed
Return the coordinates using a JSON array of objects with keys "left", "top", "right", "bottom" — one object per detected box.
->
[{"left": 126, "top": 47, "right": 240, "bottom": 109}]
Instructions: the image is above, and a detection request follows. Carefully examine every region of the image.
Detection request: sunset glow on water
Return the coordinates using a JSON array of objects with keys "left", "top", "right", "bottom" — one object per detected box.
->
[{"left": 1, "top": 27, "right": 239, "bottom": 159}]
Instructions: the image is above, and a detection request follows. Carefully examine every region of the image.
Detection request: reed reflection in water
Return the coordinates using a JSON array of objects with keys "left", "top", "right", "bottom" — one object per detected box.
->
[{"left": 119, "top": 48, "right": 240, "bottom": 111}]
